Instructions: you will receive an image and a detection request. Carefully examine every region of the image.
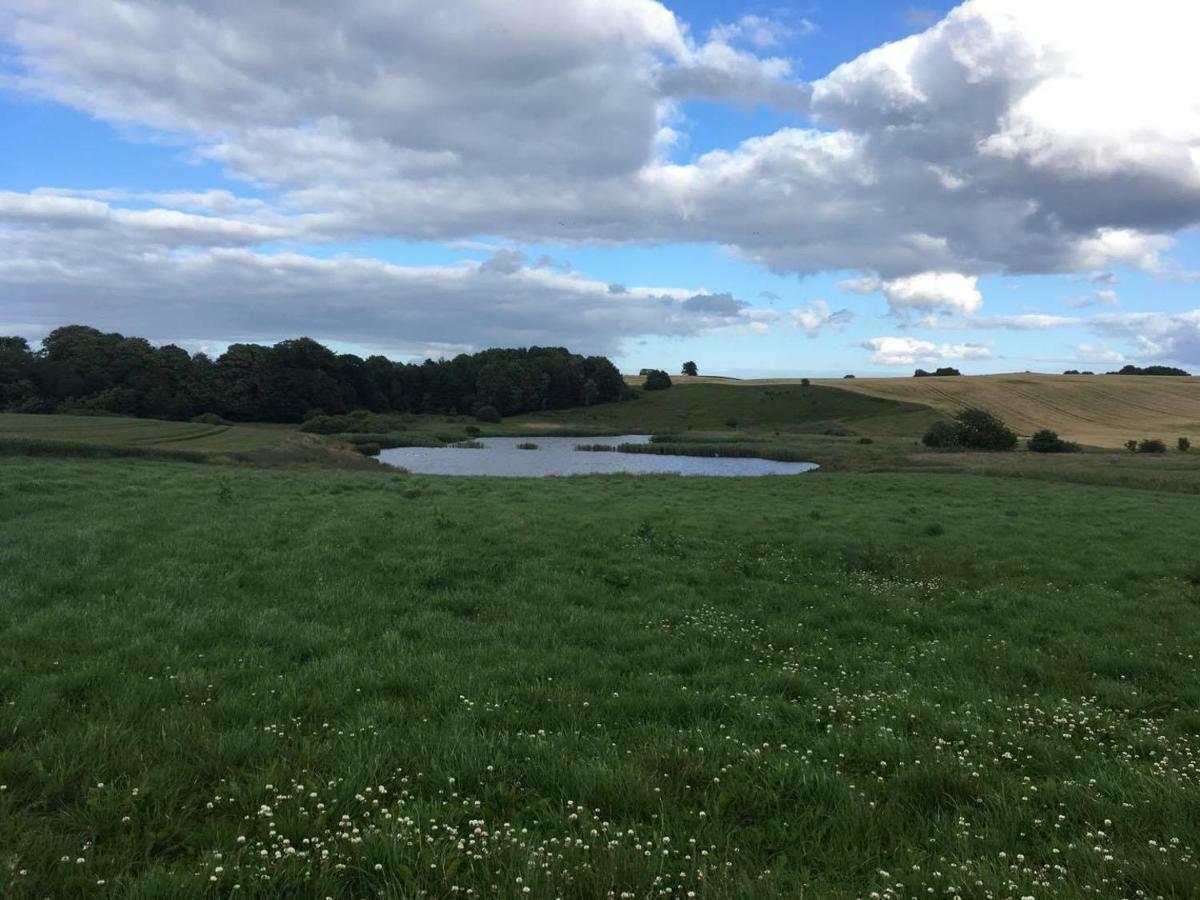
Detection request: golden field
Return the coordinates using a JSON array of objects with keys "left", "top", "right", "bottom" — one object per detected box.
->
[{"left": 631, "top": 373, "right": 1200, "bottom": 447}]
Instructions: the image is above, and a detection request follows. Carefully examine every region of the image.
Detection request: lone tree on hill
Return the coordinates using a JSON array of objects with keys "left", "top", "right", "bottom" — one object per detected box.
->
[{"left": 681, "top": 361, "right": 698, "bottom": 377}]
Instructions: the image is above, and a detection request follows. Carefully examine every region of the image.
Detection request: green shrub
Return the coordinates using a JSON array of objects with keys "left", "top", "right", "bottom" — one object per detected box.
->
[
  {"left": 474, "top": 405, "right": 501, "bottom": 423},
  {"left": 615, "top": 443, "right": 810, "bottom": 462},
  {"left": 954, "top": 408, "right": 1018, "bottom": 450},
  {"left": 465, "top": 425, "right": 481, "bottom": 437},
  {"left": 353, "top": 442, "right": 382, "bottom": 456},
  {"left": 1137, "top": 438, "right": 1168, "bottom": 454},
  {"left": 302, "top": 410, "right": 416, "bottom": 434},
  {"left": 924, "top": 409, "right": 1016, "bottom": 451},
  {"left": 922, "top": 421, "right": 961, "bottom": 449},
  {"left": 1125, "top": 439, "right": 1139, "bottom": 452},
  {"left": 641, "top": 369, "right": 673, "bottom": 391},
  {"left": 575, "top": 443, "right": 617, "bottom": 452},
  {"left": 1027, "top": 429, "right": 1080, "bottom": 453},
  {"left": 516, "top": 442, "right": 539, "bottom": 450},
  {"left": 1180, "top": 437, "right": 1192, "bottom": 452},
  {"left": 300, "top": 415, "right": 351, "bottom": 434}
]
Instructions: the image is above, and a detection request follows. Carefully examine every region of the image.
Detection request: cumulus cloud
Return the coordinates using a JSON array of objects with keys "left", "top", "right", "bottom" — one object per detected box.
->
[
  {"left": 479, "top": 249, "right": 528, "bottom": 275},
  {"left": 840, "top": 272, "right": 983, "bottom": 317},
  {"left": 5, "top": 0, "right": 1200, "bottom": 351},
  {"left": 1090, "top": 311, "right": 1200, "bottom": 366},
  {"left": 0, "top": 191, "right": 291, "bottom": 246},
  {"left": 790, "top": 300, "right": 854, "bottom": 337},
  {"left": 0, "top": 194, "right": 756, "bottom": 355},
  {"left": 3, "top": 0, "right": 1199, "bottom": 285},
  {"left": 680, "top": 292, "right": 747, "bottom": 316},
  {"left": 863, "top": 337, "right": 994, "bottom": 366}
]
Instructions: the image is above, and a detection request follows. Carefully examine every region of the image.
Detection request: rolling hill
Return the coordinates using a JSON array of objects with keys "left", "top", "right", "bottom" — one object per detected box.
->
[
  {"left": 513, "top": 382, "right": 941, "bottom": 436},
  {"left": 628, "top": 374, "right": 1200, "bottom": 447}
]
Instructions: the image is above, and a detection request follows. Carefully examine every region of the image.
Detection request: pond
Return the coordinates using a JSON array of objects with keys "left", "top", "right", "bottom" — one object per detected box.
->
[{"left": 377, "top": 435, "right": 818, "bottom": 477}]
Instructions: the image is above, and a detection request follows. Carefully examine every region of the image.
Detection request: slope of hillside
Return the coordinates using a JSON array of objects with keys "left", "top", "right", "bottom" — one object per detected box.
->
[
  {"left": 630, "top": 374, "right": 1200, "bottom": 447},
  {"left": 822, "top": 374, "right": 1200, "bottom": 447},
  {"left": 514, "top": 382, "right": 940, "bottom": 436}
]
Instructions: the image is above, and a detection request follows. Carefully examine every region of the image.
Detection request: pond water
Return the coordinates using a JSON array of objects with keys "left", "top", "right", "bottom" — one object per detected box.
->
[{"left": 378, "top": 435, "right": 818, "bottom": 477}]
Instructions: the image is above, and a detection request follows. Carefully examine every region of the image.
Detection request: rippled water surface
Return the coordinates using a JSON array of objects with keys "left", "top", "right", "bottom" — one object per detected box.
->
[{"left": 378, "top": 435, "right": 817, "bottom": 477}]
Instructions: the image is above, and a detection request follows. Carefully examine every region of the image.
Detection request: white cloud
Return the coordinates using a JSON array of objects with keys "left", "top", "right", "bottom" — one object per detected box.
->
[
  {"left": 1066, "top": 289, "right": 1119, "bottom": 309},
  {"left": 2, "top": 0, "right": 1198, "bottom": 284},
  {"left": 1090, "top": 311, "right": 1200, "bottom": 366},
  {"left": 863, "top": 336, "right": 993, "bottom": 366},
  {"left": 708, "top": 14, "right": 815, "bottom": 49},
  {"left": 0, "top": 190, "right": 292, "bottom": 245},
  {"left": 897, "top": 312, "right": 1083, "bottom": 331},
  {"left": 790, "top": 300, "right": 854, "bottom": 337},
  {"left": 0, "top": 193, "right": 756, "bottom": 355},
  {"left": 3, "top": 1, "right": 1200, "bottom": 347},
  {"left": 1064, "top": 343, "right": 1126, "bottom": 366},
  {"left": 976, "top": 314, "right": 1077, "bottom": 330},
  {"left": 840, "top": 271, "right": 982, "bottom": 317}
]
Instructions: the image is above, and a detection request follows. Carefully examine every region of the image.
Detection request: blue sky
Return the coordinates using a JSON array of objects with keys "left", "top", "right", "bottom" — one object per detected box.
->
[{"left": 1, "top": 1, "right": 1198, "bottom": 375}]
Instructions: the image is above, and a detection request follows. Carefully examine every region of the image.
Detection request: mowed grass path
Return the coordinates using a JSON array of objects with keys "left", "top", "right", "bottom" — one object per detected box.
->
[
  {"left": 3, "top": 458, "right": 1200, "bottom": 898},
  {"left": 0, "top": 413, "right": 290, "bottom": 454},
  {"left": 657, "top": 374, "right": 1200, "bottom": 449}
]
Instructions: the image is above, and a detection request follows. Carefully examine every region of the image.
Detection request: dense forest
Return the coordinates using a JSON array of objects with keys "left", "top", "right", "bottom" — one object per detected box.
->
[{"left": 0, "top": 325, "right": 629, "bottom": 422}]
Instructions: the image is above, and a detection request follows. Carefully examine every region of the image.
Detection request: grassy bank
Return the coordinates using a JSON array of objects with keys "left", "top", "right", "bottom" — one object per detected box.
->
[
  {"left": 3, "top": 455, "right": 1200, "bottom": 898},
  {"left": 510, "top": 382, "right": 940, "bottom": 437},
  {"left": 0, "top": 413, "right": 377, "bottom": 468}
]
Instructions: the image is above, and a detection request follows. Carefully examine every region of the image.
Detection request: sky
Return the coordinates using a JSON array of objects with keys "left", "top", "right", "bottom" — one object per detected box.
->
[{"left": 1, "top": 0, "right": 1199, "bottom": 377}]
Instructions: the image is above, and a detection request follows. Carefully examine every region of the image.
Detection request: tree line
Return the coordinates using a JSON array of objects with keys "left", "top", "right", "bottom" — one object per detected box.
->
[{"left": 0, "top": 325, "right": 630, "bottom": 423}]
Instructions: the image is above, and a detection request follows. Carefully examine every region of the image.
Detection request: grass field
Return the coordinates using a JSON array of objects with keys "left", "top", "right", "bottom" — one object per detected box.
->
[
  {"left": 4, "top": 453, "right": 1200, "bottom": 898},
  {"left": 639, "top": 374, "right": 1200, "bottom": 449},
  {"left": 0, "top": 413, "right": 289, "bottom": 452},
  {"left": 0, "top": 413, "right": 375, "bottom": 467},
  {"left": 512, "top": 383, "right": 941, "bottom": 438}
]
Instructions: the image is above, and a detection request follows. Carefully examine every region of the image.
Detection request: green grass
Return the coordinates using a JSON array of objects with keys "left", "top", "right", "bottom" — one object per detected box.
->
[
  {"left": 0, "top": 413, "right": 289, "bottom": 453},
  {"left": 3, "top": 456, "right": 1200, "bottom": 898},
  {"left": 0, "top": 413, "right": 386, "bottom": 468},
  {"left": 616, "top": 442, "right": 814, "bottom": 462},
  {"left": 509, "top": 383, "right": 941, "bottom": 437}
]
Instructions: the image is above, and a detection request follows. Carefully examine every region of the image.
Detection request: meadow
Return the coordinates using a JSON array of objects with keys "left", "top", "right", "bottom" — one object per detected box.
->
[
  {"left": 510, "top": 383, "right": 940, "bottom": 438},
  {"left": 0, "top": 413, "right": 369, "bottom": 468},
  {"left": 4, "top": 448, "right": 1200, "bottom": 898},
  {"left": 647, "top": 375, "right": 1200, "bottom": 449}
]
